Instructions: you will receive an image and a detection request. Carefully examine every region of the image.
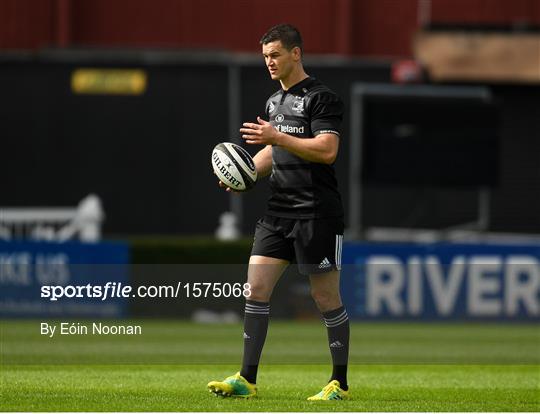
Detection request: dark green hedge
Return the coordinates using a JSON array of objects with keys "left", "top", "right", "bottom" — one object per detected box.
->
[{"left": 129, "top": 237, "right": 253, "bottom": 264}]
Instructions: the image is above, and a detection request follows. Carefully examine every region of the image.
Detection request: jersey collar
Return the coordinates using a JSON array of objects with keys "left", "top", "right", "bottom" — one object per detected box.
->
[{"left": 282, "top": 76, "right": 315, "bottom": 95}]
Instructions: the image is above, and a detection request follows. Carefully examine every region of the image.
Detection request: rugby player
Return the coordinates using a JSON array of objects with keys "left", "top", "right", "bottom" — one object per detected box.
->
[{"left": 208, "top": 23, "right": 349, "bottom": 401}]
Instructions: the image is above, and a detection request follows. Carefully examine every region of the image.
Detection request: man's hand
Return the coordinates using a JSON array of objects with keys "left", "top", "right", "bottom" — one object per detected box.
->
[
  {"left": 215, "top": 174, "right": 240, "bottom": 193},
  {"left": 240, "top": 116, "right": 280, "bottom": 146}
]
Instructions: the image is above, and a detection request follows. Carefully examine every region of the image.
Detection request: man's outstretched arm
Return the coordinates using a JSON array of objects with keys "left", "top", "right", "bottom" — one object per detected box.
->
[{"left": 240, "top": 116, "right": 338, "bottom": 165}]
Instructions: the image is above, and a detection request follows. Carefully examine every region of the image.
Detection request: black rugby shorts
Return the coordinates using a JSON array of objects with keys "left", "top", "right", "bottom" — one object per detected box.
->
[{"left": 251, "top": 215, "right": 344, "bottom": 275}]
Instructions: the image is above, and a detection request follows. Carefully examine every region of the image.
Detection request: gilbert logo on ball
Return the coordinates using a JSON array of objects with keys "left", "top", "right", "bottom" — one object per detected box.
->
[{"left": 212, "top": 142, "right": 257, "bottom": 191}]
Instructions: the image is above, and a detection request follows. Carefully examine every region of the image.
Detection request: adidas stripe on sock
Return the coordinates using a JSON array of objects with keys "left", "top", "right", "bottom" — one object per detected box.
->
[
  {"left": 245, "top": 302, "right": 270, "bottom": 315},
  {"left": 323, "top": 308, "right": 348, "bottom": 328}
]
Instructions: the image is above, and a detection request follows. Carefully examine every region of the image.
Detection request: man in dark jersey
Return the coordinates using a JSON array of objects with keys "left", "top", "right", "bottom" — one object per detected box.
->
[{"left": 208, "top": 24, "right": 350, "bottom": 401}]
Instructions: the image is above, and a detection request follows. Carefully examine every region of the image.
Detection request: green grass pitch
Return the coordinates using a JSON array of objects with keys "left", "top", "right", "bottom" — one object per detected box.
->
[{"left": 1, "top": 320, "right": 539, "bottom": 411}]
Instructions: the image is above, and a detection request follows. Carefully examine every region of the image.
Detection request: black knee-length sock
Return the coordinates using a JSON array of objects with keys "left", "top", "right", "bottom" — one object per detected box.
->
[
  {"left": 322, "top": 306, "right": 350, "bottom": 390},
  {"left": 240, "top": 300, "right": 270, "bottom": 384}
]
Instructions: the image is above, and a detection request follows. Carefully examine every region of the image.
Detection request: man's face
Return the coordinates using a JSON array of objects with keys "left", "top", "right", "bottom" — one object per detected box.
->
[{"left": 262, "top": 40, "right": 299, "bottom": 81}]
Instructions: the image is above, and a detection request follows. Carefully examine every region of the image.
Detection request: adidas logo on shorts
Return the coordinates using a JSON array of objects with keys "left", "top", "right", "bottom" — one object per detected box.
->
[{"left": 318, "top": 257, "right": 332, "bottom": 269}]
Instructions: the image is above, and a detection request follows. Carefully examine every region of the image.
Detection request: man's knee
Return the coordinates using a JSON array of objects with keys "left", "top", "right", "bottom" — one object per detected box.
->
[
  {"left": 311, "top": 287, "right": 341, "bottom": 311},
  {"left": 246, "top": 256, "right": 288, "bottom": 302},
  {"left": 245, "top": 280, "right": 273, "bottom": 302}
]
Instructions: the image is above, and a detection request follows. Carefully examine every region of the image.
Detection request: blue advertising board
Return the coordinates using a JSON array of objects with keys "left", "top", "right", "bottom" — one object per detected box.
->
[
  {"left": 0, "top": 240, "right": 129, "bottom": 318},
  {"left": 341, "top": 242, "right": 540, "bottom": 320}
]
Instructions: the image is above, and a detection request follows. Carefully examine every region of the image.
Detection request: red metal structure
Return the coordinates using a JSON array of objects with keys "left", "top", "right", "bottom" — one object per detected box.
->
[{"left": 1, "top": 0, "right": 539, "bottom": 55}]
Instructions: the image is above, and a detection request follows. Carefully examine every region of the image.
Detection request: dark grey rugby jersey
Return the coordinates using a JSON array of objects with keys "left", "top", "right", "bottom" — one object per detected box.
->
[{"left": 265, "top": 77, "right": 344, "bottom": 219}]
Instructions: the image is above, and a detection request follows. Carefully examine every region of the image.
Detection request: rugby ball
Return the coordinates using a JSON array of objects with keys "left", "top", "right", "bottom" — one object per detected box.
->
[{"left": 211, "top": 142, "right": 257, "bottom": 191}]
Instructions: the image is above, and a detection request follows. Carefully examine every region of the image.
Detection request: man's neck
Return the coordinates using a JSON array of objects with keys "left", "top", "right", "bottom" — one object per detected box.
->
[{"left": 280, "top": 66, "right": 308, "bottom": 91}]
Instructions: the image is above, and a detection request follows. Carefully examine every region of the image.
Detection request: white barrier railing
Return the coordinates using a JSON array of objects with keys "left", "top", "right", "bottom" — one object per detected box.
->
[{"left": 0, "top": 194, "right": 104, "bottom": 243}]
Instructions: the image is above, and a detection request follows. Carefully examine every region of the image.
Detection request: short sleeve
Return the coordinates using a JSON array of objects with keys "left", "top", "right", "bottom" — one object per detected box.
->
[{"left": 309, "top": 91, "right": 344, "bottom": 137}]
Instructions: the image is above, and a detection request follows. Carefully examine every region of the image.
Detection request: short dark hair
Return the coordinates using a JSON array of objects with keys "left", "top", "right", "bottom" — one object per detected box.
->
[{"left": 260, "top": 24, "right": 303, "bottom": 54}]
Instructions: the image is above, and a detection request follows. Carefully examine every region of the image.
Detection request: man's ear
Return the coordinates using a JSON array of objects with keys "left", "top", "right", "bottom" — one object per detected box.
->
[{"left": 292, "top": 46, "right": 302, "bottom": 61}]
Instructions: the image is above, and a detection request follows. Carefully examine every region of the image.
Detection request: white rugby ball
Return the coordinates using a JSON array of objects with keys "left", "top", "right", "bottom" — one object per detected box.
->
[{"left": 211, "top": 142, "right": 257, "bottom": 191}]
